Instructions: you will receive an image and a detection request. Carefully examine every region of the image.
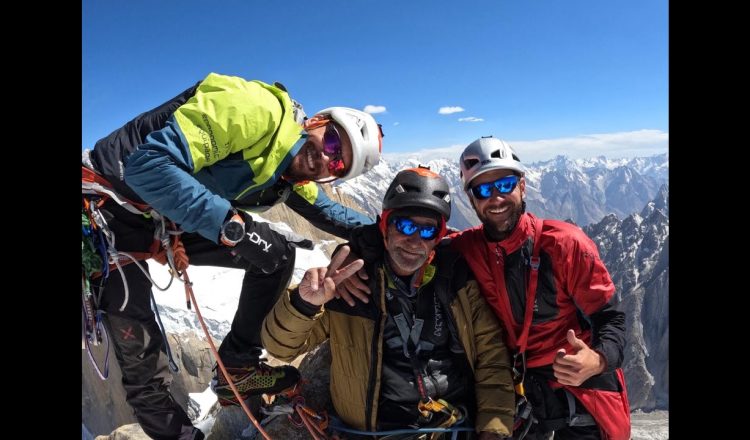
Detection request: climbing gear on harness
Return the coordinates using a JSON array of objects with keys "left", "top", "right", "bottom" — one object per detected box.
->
[
  {"left": 81, "top": 165, "right": 190, "bottom": 376},
  {"left": 81, "top": 164, "right": 279, "bottom": 439},
  {"left": 82, "top": 198, "right": 111, "bottom": 379},
  {"left": 381, "top": 264, "right": 465, "bottom": 433}
]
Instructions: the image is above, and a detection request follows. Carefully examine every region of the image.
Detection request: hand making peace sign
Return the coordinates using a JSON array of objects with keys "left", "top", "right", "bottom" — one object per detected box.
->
[{"left": 298, "top": 246, "right": 365, "bottom": 306}]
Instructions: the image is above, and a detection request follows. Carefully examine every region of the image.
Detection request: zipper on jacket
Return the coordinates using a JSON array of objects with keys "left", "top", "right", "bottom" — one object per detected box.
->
[
  {"left": 495, "top": 243, "right": 505, "bottom": 265},
  {"left": 364, "top": 268, "right": 386, "bottom": 431}
]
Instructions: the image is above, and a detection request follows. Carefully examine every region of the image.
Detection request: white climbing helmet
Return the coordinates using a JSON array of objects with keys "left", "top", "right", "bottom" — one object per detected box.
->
[
  {"left": 316, "top": 107, "right": 383, "bottom": 181},
  {"left": 459, "top": 136, "right": 526, "bottom": 190}
]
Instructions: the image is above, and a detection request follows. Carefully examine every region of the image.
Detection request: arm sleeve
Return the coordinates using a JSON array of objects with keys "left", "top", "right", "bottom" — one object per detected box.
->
[
  {"left": 564, "top": 228, "right": 625, "bottom": 371},
  {"left": 124, "top": 74, "right": 286, "bottom": 242},
  {"left": 261, "top": 288, "right": 329, "bottom": 362},
  {"left": 123, "top": 118, "right": 231, "bottom": 242},
  {"left": 467, "top": 278, "right": 515, "bottom": 436},
  {"left": 589, "top": 300, "right": 626, "bottom": 371},
  {"left": 285, "top": 182, "right": 374, "bottom": 240}
]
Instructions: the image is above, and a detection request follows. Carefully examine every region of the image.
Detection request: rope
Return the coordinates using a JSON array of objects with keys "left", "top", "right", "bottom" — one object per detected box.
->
[
  {"left": 328, "top": 415, "right": 474, "bottom": 439},
  {"left": 181, "top": 270, "right": 272, "bottom": 440},
  {"left": 150, "top": 290, "right": 180, "bottom": 373}
]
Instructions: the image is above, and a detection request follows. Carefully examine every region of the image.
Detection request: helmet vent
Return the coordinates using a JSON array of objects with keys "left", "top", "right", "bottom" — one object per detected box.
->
[
  {"left": 434, "top": 191, "right": 451, "bottom": 203},
  {"left": 491, "top": 149, "right": 505, "bottom": 159},
  {"left": 463, "top": 158, "right": 479, "bottom": 170}
]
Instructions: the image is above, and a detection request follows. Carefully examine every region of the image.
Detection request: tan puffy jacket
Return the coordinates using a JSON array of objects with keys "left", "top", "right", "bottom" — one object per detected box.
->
[{"left": 261, "top": 246, "right": 515, "bottom": 436}]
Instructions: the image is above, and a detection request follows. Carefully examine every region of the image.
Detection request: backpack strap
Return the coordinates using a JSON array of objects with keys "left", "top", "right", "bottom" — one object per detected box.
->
[
  {"left": 516, "top": 216, "right": 545, "bottom": 355},
  {"left": 512, "top": 217, "right": 545, "bottom": 439}
]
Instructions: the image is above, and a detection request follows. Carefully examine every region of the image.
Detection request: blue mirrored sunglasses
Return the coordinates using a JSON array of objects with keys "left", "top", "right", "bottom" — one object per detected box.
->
[
  {"left": 389, "top": 216, "right": 439, "bottom": 240},
  {"left": 470, "top": 175, "right": 520, "bottom": 200}
]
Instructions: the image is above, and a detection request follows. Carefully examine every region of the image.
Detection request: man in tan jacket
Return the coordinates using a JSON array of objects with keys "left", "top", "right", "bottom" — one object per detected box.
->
[{"left": 262, "top": 167, "right": 515, "bottom": 439}]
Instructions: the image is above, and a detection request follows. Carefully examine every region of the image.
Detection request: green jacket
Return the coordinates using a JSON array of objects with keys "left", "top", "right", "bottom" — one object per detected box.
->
[
  {"left": 261, "top": 246, "right": 515, "bottom": 436},
  {"left": 91, "top": 73, "right": 372, "bottom": 242}
]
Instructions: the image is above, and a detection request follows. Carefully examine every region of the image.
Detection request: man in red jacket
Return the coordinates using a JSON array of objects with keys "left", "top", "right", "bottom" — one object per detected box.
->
[
  {"left": 341, "top": 136, "right": 631, "bottom": 440},
  {"left": 449, "top": 136, "right": 630, "bottom": 440}
]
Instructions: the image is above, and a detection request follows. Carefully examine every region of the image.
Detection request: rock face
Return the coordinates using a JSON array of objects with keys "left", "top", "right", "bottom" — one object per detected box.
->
[
  {"left": 583, "top": 184, "right": 669, "bottom": 410},
  {"left": 93, "top": 423, "right": 149, "bottom": 440},
  {"left": 82, "top": 332, "right": 217, "bottom": 436}
]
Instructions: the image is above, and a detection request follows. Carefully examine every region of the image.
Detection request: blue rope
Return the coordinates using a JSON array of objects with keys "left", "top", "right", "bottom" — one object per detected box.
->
[
  {"left": 93, "top": 227, "right": 110, "bottom": 279},
  {"left": 328, "top": 416, "right": 473, "bottom": 439}
]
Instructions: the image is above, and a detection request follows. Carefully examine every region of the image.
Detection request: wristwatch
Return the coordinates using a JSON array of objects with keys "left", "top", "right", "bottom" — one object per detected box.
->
[{"left": 220, "top": 211, "right": 246, "bottom": 247}]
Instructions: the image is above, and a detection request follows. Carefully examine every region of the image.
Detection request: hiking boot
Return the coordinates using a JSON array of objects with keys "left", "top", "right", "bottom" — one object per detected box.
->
[{"left": 210, "top": 362, "right": 300, "bottom": 406}]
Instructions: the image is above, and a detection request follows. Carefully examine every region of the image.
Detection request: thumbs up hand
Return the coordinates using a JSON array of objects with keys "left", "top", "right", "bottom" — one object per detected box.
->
[{"left": 552, "top": 329, "right": 606, "bottom": 386}]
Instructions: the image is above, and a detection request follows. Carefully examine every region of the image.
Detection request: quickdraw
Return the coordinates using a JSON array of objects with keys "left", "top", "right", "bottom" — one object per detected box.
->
[
  {"left": 81, "top": 165, "right": 273, "bottom": 438},
  {"left": 273, "top": 383, "right": 331, "bottom": 440},
  {"left": 81, "top": 166, "right": 190, "bottom": 377},
  {"left": 254, "top": 382, "right": 469, "bottom": 440}
]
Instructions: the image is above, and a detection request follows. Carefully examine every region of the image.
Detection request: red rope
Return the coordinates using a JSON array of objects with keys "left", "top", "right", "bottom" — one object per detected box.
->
[{"left": 182, "top": 270, "right": 272, "bottom": 440}]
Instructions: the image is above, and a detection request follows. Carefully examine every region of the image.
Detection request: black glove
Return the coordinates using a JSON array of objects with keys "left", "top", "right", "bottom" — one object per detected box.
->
[{"left": 231, "top": 212, "right": 314, "bottom": 274}]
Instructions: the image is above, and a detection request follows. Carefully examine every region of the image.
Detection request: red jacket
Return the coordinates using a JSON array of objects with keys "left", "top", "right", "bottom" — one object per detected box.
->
[
  {"left": 451, "top": 212, "right": 630, "bottom": 440},
  {"left": 451, "top": 212, "right": 620, "bottom": 368}
]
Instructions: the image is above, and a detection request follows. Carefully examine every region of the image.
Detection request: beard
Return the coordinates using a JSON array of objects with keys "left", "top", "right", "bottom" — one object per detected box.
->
[
  {"left": 386, "top": 247, "right": 428, "bottom": 276},
  {"left": 478, "top": 202, "right": 524, "bottom": 242},
  {"left": 284, "top": 142, "right": 319, "bottom": 181}
]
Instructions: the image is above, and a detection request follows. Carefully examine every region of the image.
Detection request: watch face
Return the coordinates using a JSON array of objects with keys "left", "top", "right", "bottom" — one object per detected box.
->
[{"left": 222, "top": 221, "right": 245, "bottom": 243}]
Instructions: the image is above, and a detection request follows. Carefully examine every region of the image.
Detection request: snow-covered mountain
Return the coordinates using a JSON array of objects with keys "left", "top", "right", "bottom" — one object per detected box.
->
[
  {"left": 583, "top": 184, "right": 669, "bottom": 411},
  {"left": 83, "top": 152, "right": 669, "bottom": 438},
  {"left": 334, "top": 153, "right": 668, "bottom": 228}
]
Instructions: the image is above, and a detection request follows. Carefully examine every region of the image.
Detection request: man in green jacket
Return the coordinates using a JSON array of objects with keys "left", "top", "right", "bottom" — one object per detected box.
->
[
  {"left": 262, "top": 167, "right": 514, "bottom": 439},
  {"left": 82, "top": 73, "right": 383, "bottom": 440}
]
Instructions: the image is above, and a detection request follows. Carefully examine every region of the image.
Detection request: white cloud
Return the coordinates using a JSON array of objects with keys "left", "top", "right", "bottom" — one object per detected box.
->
[
  {"left": 393, "top": 122, "right": 400, "bottom": 126},
  {"left": 513, "top": 129, "right": 669, "bottom": 163},
  {"left": 458, "top": 117, "right": 484, "bottom": 122},
  {"left": 438, "top": 106, "right": 464, "bottom": 115},
  {"left": 383, "top": 129, "right": 669, "bottom": 164},
  {"left": 363, "top": 105, "right": 386, "bottom": 114}
]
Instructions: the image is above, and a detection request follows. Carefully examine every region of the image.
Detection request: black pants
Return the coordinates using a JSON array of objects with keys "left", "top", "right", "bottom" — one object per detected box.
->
[
  {"left": 521, "top": 385, "right": 601, "bottom": 440},
  {"left": 524, "top": 423, "right": 600, "bottom": 440},
  {"left": 91, "top": 200, "right": 295, "bottom": 439}
]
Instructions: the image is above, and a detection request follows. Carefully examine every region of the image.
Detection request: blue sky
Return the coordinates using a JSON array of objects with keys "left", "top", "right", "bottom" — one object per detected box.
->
[{"left": 82, "top": 0, "right": 668, "bottom": 163}]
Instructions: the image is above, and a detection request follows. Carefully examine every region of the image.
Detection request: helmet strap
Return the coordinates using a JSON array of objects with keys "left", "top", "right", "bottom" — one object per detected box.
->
[{"left": 303, "top": 115, "right": 331, "bottom": 131}]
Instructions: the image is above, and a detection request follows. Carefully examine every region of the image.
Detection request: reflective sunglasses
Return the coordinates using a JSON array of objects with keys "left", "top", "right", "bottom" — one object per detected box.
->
[
  {"left": 323, "top": 123, "right": 346, "bottom": 177},
  {"left": 389, "top": 216, "right": 439, "bottom": 240},
  {"left": 470, "top": 175, "right": 520, "bottom": 200}
]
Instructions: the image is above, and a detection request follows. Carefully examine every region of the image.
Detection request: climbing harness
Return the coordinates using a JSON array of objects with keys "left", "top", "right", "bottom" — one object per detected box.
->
[
  {"left": 82, "top": 164, "right": 275, "bottom": 438},
  {"left": 252, "top": 380, "right": 471, "bottom": 440},
  {"left": 81, "top": 166, "right": 189, "bottom": 376}
]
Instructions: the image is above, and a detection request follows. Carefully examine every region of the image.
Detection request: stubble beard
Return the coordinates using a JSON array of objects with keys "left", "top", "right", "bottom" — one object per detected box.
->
[{"left": 481, "top": 203, "right": 523, "bottom": 242}]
